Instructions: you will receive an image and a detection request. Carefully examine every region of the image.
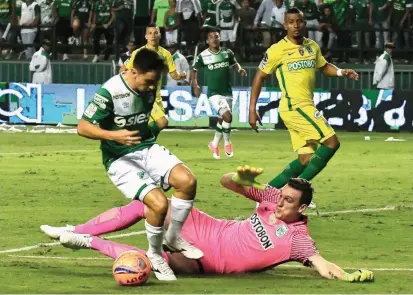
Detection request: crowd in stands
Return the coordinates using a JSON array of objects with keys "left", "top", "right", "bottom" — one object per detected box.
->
[{"left": 0, "top": 0, "right": 412, "bottom": 63}]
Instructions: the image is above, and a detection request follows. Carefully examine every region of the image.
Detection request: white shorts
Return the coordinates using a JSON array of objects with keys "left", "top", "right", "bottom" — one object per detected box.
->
[
  {"left": 209, "top": 95, "right": 233, "bottom": 118},
  {"left": 220, "top": 29, "right": 236, "bottom": 43},
  {"left": 165, "top": 30, "right": 178, "bottom": 45},
  {"left": 107, "top": 144, "right": 183, "bottom": 202}
]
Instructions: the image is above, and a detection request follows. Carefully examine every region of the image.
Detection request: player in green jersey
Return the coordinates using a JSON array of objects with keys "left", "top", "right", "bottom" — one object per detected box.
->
[
  {"left": 191, "top": 28, "right": 247, "bottom": 159},
  {"left": 41, "top": 49, "right": 203, "bottom": 281}
]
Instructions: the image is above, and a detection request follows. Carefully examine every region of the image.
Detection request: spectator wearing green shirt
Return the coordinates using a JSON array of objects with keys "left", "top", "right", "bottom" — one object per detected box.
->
[
  {"left": 164, "top": 0, "right": 180, "bottom": 45},
  {"left": 112, "top": 0, "right": 134, "bottom": 51},
  {"left": 318, "top": 4, "right": 337, "bottom": 58},
  {"left": 0, "top": 0, "right": 16, "bottom": 59},
  {"left": 380, "top": 0, "right": 412, "bottom": 49},
  {"left": 134, "top": 0, "right": 151, "bottom": 45},
  {"left": 151, "top": 0, "right": 169, "bottom": 42},
  {"left": 52, "top": 0, "right": 72, "bottom": 60},
  {"left": 369, "top": 0, "right": 390, "bottom": 48},
  {"left": 71, "top": 0, "right": 93, "bottom": 60},
  {"left": 91, "top": 0, "right": 115, "bottom": 63},
  {"left": 350, "top": 0, "right": 371, "bottom": 50},
  {"left": 332, "top": 0, "right": 351, "bottom": 62}
]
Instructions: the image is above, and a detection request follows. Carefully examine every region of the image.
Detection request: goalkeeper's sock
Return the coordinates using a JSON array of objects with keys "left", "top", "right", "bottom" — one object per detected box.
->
[
  {"left": 74, "top": 200, "right": 144, "bottom": 235},
  {"left": 222, "top": 121, "right": 231, "bottom": 145},
  {"left": 164, "top": 196, "right": 193, "bottom": 244},
  {"left": 149, "top": 122, "right": 161, "bottom": 138},
  {"left": 268, "top": 159, "right": 306, "bottom": 189},
  {"left": 91, "top": 236, "right": 169, "bottom": 261},
  {"left": 212, "top": 123, "right": 223, "bottom": 146},
  {"left": 145, "top": 220, "right": 164, "bottom": 256},
  {"left": 299, "top": 144, "right": 339, "bottom": 181}
]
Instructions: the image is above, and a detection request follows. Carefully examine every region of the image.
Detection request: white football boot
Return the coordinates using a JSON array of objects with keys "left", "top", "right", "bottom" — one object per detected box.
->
[
  {"left": 146, "top": 252, "right": 177, "bottom": 281},
  {"left": 40, "top": 224, "right": 74, "bottom": 239},
  {"left": 60, "top": 232, "right": 92, "bottom": 249},
  {"left": 163, "top": 237, "right": 204, "bottom": 260}
]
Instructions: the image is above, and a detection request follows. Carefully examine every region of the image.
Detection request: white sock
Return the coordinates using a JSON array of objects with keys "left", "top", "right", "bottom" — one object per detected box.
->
[
  {"left": 222, "top": 121, "right": 231, "bottom": 145},
  {"left": 212, "top": 123, "right": 223, "bottom": 147},
  {"left": 165, "top": 196, "right": 193, "bottom": 244},
  {"left": 145, "top": 220, "right": 164, "bottom": 256}
]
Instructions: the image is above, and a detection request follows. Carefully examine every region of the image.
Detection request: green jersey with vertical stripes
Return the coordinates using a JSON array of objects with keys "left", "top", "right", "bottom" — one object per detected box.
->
[
  {"left": 93, "top": 0, "right": 112, "bottom": 25},
  {"left": 203, "top": 0, "right": 219, "bottom": 27},
  {"left": 333, "top": 0, "right": 349, "bottom": 26},
  {"left": 82, "top": 74, "right": 156, "bottom": 169},
  {"left": 193, "top": 47, "right": 238, "bottom": 97}
]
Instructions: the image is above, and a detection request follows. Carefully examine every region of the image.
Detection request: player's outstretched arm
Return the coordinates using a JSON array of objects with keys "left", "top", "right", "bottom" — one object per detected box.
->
[
  {"left": 249, "top": 70, "right": 268, "bottom": 131},
  {"left": 308, "top": 255, "right": 374, "bottom": 282},
  {"left": 220, "top": 165, "right": 266, "bottom": 194},
  {"left": 220, "top": 172, "right": 250, "bottom": 196},
  {"left": 77, "top": 119, "right": 141, "bottom": 146},
  {"left": 319, "top": 63, "right": 359, "bottom": 80},
  {"left": 232, "top": 63, "right": 247, "bottom": 76}
]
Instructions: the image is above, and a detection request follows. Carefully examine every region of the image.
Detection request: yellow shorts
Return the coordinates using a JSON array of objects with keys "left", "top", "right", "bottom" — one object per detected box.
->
[
  {"left": 280, "top": 105, "right": 335, "bottom": 154},
  {"left": 149, "top": 97, "right": 166, "bottom": 123}
]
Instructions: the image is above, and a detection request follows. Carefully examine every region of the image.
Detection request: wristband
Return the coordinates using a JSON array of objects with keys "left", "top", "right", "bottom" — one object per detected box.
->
[{"left": 337, "top": 69, "right": 343, "bottom": 77}]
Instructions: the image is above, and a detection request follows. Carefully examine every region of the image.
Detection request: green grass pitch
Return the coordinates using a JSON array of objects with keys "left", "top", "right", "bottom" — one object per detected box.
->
[{"left": 0, "top": 130, "right": 412, "bottom": 293}]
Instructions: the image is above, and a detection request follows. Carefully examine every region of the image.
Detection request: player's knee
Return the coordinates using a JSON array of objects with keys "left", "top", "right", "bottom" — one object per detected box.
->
[
  {"left": 182, "top": 174, "right": 197, "bottom": 195},
  {"left": 149, "top": 196, "right": 169, "bottom": 216},
  {"left": 222, "top": 112, "right": 232, "bottom": 123},
  {"left": 324, "top": 135, "right": 341, "bottom": 151},
  {"left": 298, "top": 153, "right": 312, "bottom": 166}
]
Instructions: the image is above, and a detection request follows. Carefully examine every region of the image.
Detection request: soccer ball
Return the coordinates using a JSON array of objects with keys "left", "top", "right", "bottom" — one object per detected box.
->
[{"left": 112, "top": 251, "right": 151, "bottom": 286}]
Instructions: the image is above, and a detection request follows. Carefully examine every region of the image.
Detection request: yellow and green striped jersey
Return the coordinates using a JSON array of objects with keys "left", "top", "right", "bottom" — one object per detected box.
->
[{"left": 258, "top": 37, "right": 327, "bottom": 112}]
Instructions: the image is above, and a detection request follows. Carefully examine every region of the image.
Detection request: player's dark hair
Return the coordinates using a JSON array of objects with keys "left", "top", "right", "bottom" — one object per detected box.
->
[
  {"left": 286, "top": 7, "right": 303, "bottom": 15},
  {"left": 206, "top": 27, "right": 221, "bottom": 36},
  {"left": 288, "top": 178, "right": 313, "bottom": 206},
  {"left": 146, "top": 23, "right": 159, "bottom": 30},
  {"left": 132, "top": 48, "right": 166, "bottom": 76}
]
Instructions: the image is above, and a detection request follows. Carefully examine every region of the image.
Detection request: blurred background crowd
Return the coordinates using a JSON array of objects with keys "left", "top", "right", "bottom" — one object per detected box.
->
[{"left": 0, "top": 0, "right": 412, "bottom": 64}]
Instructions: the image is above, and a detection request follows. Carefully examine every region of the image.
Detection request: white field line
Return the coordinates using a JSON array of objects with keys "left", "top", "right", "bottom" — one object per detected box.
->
[
  {"left": 0, "top": 149, "right": 97, "bottom": 155},
  {"left": 306, "top": 205, "right": 413, "bottom": 216},
  {"left": 5, "top": 255, "right": 413, "bottom": 272},
  {"left": 0, "top": 230, "right": 146, "bottom": 254},
  {"left": 1, "top": 205, "right": 412, "bottom": 254}
]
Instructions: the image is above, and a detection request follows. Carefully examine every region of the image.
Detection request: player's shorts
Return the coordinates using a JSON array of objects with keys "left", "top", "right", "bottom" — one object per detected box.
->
[
  {"left": 107, "top": 144, "right": 182, "bottom": 202},
  {"left": 209, "top": 95, "right": 233, "bottom": 118},
  {"left": 149, "top": 97, "right": 166, "bottom": 123},
  {"left": 181, "top": 208, "right": 230, "bottom": 274},
  {"left": 220, "top": 29, "right": 236, "bottom": 43},
  {"left": 280, "top": 105, "right": 335, "bottom": 154}
]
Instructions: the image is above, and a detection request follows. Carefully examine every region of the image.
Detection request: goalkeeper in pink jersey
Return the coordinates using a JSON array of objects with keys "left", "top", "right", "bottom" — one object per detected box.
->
[{"left": 41, "top": 166, "right": 373, "bottom": 282}]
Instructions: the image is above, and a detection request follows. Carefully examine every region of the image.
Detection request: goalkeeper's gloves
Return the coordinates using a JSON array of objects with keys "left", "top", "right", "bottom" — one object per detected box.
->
[
  {"left": 342, "top": 270, "right": 374, "bottom": 282},
  {"left": 232, "top": 165, "right": 266, "bottom": 190}
]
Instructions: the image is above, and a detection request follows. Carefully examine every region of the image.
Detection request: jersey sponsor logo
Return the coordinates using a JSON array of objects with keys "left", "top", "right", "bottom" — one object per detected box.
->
[
  {"left": 207, "top": 61, "right": 230, "bottom": 70},
  {"left": 113, "top": 93, "right": 130, "bottom": 100},
  {"left": 114, "top": 113, "right": 150, "bottom": 127},
  {"left": 259, "top": 52, "right": 269, "bottom": 70},
  {"left": 298, "top": 46, "right": 304, "bottom": 56},
  {"left": 250, "top": 212, "right": 274, "bottom": 250},
  {"left": 275, "top": 224, "right": 288, "bottom": 238},
  {"left": 287, "top": 59, "right": 316, "bottom": 71},
  {"left": 84, "top": 103, "right": 98, "bottom": 119},
  {"left": 93, "top": 94, "right": 109, "bottom": 109}
]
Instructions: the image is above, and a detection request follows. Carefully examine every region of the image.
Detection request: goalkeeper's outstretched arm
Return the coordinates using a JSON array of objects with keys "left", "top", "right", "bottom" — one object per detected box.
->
[
  {"left": 308, "top": 255, "right": 374, "bottom": 282},
  {"left": 220, "top": 173, "right": 250, "bottom": 196}
]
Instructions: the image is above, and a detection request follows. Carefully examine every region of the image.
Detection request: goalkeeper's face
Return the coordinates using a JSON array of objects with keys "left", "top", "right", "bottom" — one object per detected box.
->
[{"left": 275, "top": 185, "right": 307, "bottom": 223}]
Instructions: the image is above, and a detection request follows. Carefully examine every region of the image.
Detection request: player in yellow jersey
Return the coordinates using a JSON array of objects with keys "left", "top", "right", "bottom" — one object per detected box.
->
[
  {"left": 120, "top": 24, "right": 187, "bottom": 137},
  {"left": 249, "top": 8, "right": 359, "bottom": 208}
]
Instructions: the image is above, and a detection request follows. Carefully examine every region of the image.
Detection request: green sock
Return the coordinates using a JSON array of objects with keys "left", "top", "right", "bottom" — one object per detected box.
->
[
  {"left": 149, "top": 122, "right": 161, "bottom": 138},
  {"left": 299, "top": 145, "right": 338, "bottom": 181},
  {"left": 268, "top": 159, "right": 306, "bottom": 189}
]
